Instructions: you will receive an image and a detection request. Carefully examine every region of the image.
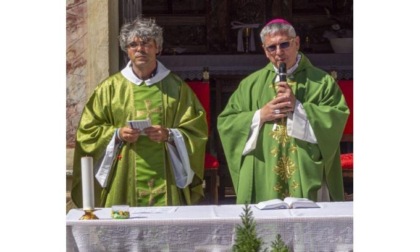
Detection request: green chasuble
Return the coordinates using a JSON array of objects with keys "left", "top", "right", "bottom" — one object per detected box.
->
[
  {"left": 217, "top": 53, "right": 349, "bottom": 204},
  {"left": 71, "top": 71, "right": 207, "bottom": 207}
]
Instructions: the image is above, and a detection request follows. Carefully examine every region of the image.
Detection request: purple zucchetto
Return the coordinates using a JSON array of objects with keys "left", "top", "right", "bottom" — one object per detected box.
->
[{"left": 265, "top": 18, "right": 291, "bottom": 27}]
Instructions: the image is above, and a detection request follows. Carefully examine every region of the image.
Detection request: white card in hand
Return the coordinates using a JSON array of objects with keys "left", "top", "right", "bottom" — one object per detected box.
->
[{"left": 127, "top": 118, "right": 151, "bottom": 130}]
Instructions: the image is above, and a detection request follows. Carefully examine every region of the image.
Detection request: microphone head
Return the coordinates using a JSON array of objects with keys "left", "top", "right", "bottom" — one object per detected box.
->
[
  {"left": 278, "top": 62, "right": 287, "bottom": 81},
  {"left": 279, "top": 62, "right": 286, "bottom": 73}
]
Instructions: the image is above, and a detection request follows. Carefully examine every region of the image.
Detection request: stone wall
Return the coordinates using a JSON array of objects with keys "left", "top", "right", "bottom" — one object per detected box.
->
[
  {"left": 66, "top": 0, "right": 119, "bottom": 201},
  {"left": 66, "top": 0, "right": 88, "bottom": 150}
]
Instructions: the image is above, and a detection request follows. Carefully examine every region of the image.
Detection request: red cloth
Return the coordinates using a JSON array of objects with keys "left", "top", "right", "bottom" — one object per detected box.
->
[
  {"left": 338, "top": 80, "right": 353, "bottom": 135},
  {"left": 187, "top": 81, "right": 219, "bottom": 169},
  {"left": 187, "top": 81, "right": 211, "bottom": 133},
  {"left": 205, "top": 153, "right": 219, "bottom": 169},
  {"left": 340, "top": 153, "right": 353, "bottom": 170}
]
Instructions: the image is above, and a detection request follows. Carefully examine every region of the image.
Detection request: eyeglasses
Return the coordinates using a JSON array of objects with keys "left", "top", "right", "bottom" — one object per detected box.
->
[
  {"left": 127, "top": 40, "right": 154, "bottom": 50},
  {"left": 264, "top": 38, "right": 294, "bottom": 53}
]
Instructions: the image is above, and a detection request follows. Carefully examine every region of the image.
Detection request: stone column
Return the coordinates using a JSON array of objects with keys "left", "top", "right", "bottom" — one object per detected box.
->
[{"left": 66, "top": 0, "right": 119, "bottom": 209}]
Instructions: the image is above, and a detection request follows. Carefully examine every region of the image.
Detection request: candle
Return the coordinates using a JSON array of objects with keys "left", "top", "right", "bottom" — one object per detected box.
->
[{"left": 81, "top": 156, "right": 95, "bottom": 210}]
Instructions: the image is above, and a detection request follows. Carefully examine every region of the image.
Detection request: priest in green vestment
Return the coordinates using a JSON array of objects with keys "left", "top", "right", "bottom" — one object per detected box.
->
[
  {"left": 217, "top": 18, "right": 349, "bottom": 204},
  {"left": 71, "top": 18, "right": 207, "bottom": 208}
]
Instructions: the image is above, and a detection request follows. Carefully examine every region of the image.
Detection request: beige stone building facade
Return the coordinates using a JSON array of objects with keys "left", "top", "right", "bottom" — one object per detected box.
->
[{"left": 66, "top": 0, "right": 119, "bottom": 205}]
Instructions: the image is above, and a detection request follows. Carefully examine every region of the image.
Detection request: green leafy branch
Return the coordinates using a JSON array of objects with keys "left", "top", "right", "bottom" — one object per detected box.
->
[{"left": 233, "top": 204, "right": 289, "bottom": 252}]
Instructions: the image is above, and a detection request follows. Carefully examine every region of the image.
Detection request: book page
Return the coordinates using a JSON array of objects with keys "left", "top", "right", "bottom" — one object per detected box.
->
[
  {"left": 131, "top": 207, "right": 178, "bottom": 215},
  {"left": 255, "top": 199, "right": 288, "bottom": 210},
  {"left": 284, "top": 197, "right": 319, "bottom": 209}
]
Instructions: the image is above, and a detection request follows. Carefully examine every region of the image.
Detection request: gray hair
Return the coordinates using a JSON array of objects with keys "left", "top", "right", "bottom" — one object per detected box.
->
[
  {"left": 259, "top": 23, "right": 296, "bottom": 43},
  {"left": 119, "top": 17, "right": 163, "bottom": 53}
]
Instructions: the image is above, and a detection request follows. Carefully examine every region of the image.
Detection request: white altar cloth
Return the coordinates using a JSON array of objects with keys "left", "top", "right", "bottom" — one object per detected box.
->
[{"left": 66, "top": 202, "right": 353, "bottom": 252}]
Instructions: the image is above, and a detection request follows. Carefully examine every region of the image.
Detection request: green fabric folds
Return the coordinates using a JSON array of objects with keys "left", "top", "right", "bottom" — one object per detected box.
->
[
  {"left": 71, "top": 72, "right": 207, "bottom": 207},
  {"left": 217, "top": 53, "right": 349, "bottom": 204}
]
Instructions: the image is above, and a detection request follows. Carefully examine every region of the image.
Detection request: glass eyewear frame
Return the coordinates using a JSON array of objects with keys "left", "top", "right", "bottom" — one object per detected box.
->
[
  {"left": 265, "top": 38, "right": 295, "bottom": 53},
  {"left": 127, "top": 40, "right": 154, "bottom": 50}
]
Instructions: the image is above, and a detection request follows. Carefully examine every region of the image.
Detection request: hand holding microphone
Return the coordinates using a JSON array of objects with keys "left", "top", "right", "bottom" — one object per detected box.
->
[
  {"left": 275, "top": 62, "right": 295, "bottom": 112},
  {"left": 274, "top": 62, "right": 287, "bottom": 115},
  {"left": 271, "top": 62, "right": 296, "bottom": 130},
  {"left": 261, "top": 62, "right": 296, "bottom": 126}
]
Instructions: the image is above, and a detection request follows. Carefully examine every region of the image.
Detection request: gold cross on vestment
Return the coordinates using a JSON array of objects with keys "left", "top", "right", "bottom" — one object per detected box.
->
[
  {"left": 270, "top": 120, "right": 289, "bottom": 147},
  {"left": 138, "top": 179, "right": 166, "bottom": 206},
  {"left": 136, "top": 100, "right": 162, "bottom": 119}
]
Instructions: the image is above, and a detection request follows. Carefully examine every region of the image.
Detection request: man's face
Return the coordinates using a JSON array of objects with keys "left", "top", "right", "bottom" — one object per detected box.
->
[
  {"left": 126, "top": 37, "right": 159, "bottom": 68},
  {"left": 262, "top": 31, "right": 300, "bottom": 70}
]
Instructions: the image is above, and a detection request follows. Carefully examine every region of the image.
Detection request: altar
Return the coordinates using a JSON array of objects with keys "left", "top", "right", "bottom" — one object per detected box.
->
[{"left": 66, "top": 202, "right": 353, "bottom": 252}]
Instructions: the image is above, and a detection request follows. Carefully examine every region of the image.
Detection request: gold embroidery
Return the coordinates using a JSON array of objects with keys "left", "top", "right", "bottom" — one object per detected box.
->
[
  {"left": 268, "top": 108, "right": 301, "bottom": 198},
  {"left": 273, "top": 155, "right": 296, "bottom": 180},
  {"left": 273, "top": 182, "right": 283, "bottom": 192},
  {"left": 270, "top": 122, "right": 289, "bottom": 147},
  {"left": 138, "top": 178, "right": 166, "bottom": 206},
  {"left": 290, "top": 180, "right": 299, "bottom": 191},
  {"left": 136, "top": 100, "right": 161, "bottom": 118},
  {"left": 289, "top": 145, "right": 297, "bottom": 153},
  {"left": 270, "top": 147, "right": 279, "bottom": 157}
]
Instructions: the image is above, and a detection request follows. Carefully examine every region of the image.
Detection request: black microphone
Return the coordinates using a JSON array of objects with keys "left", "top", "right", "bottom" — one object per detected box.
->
[
  {"left": 279, "top": 62, "right": 287, "bottom": 82},
  {"left": 273, "top": 62, "right": 287, "bottom": 131}
]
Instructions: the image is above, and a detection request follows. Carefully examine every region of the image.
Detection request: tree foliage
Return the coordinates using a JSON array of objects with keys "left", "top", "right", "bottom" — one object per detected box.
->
[
  {"left": 270, "top": 234, "right": 289, "bottom": 252},
  {"left": 233, "top": 204, "right": 265, "bottom": 252},
  {"left": 233, "top": 204, "right": 289, "bottom": 252}
]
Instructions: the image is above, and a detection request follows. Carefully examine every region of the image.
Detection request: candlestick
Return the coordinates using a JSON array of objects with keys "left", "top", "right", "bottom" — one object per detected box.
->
[
  {"left": 242, "top": 27, "right": 251, "bottom": 53},
  {"left": 80, "top": 209, "right": 98, "bottom": 220},
  {"left": 81, "top": 156, "right": 95, "bottom": 211}
]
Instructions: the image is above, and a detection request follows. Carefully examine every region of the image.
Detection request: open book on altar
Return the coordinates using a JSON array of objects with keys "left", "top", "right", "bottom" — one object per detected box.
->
[{"left": 255, "top": 197, "right": 320, "bottom": 210}]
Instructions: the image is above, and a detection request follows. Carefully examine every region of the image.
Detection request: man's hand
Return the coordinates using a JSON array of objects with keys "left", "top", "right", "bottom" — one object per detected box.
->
[
  {"left": 260, "top": 81, "right": 295, "bottom": 124},
  {"left": 143, "top": 125, "right": 170, "bottom": 143},
  {"left": 119, "top": 126, "right": 141, "bottom": 143}
]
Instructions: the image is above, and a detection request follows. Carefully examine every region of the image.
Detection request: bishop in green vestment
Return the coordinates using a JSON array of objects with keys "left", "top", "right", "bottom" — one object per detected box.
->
[
  {"left": 217, "top": 18, "right": 349, "bottom": 204},
  {"left": 71, "top": 18, "right": 207, "bottom": 208}
]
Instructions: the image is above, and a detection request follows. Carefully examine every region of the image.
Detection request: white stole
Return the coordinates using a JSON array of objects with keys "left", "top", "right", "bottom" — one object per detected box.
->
[
  {"left": 95, "top": 131, "right": 121, "bottom": 188},
  {"left": 166, "top": 129, "right": 195, "bottom": 188}
]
